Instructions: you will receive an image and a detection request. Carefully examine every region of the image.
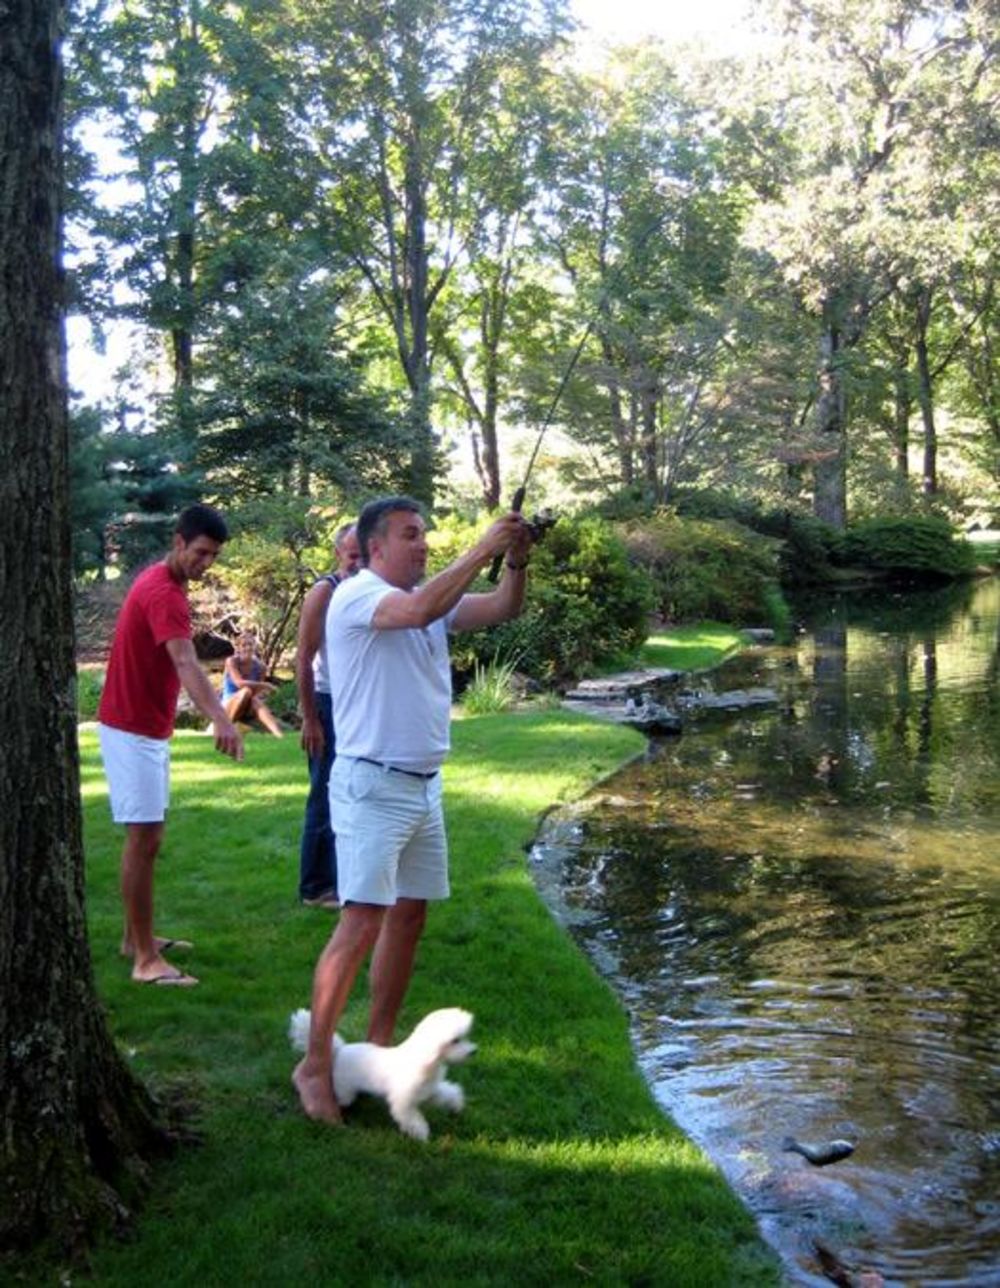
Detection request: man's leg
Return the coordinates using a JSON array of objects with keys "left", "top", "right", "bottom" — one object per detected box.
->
[
  {"left": 119, "top": 822, "right": 192, "bottom": 983},
  {"left": 366, "top": 897, "right": 428, "bottom": 1046},
  {"left": 292, "top": 902, "right": 385, "bottom": 1122}
]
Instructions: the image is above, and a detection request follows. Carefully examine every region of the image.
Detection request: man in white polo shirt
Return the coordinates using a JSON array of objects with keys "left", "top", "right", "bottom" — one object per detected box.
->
[{"left": 293, "top": 495, "right": 531, "bottom": 1123}]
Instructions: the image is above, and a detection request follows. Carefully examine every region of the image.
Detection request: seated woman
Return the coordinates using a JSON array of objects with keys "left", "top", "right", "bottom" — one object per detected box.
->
[{"left": 221, "top": 632, "right": 284, "bottom": 736}]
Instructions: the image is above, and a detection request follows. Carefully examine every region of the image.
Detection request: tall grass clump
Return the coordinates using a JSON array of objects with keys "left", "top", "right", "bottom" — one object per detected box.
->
[{"left": 461, "top": 653, "right": 519, "bottom": 714}]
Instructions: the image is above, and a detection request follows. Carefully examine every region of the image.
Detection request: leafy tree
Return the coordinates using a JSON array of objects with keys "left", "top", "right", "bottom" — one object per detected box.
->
[
  {"left": 295, "top": 0, "right": 568, "bottom": 506},
  {"left": 433, "top": 57, "right": 560, "bottom": 509},
  {"left": 1, "top": 0, "right": 168, "bottom": 1258},
  {"left": 194, "top": 245, "right": 411, "bottom": 498},
  {"left": 720, "top": 0, "right": 997, "bottom": 525},
  {"left": 536, "top": 46, "right": 744, "bottom": 504}
]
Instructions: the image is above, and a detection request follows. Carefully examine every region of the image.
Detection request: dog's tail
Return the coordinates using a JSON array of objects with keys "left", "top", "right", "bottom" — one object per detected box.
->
[
  {"left": 288, "top": 1007, "right": 311, "bottom": 1051},
  {"left": 288, "top": 1008, "right": 346, "bottom": 1055}
]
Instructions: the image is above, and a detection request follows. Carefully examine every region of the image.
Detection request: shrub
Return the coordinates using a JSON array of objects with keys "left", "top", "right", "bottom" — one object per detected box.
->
[
  {"left": 206, "top": 498, "right": 349, "bottom": 668},
  {"left": 671, "top": 491, "right": 843, "bottom": 585},
  {"left": 434, "top": 515, "right": 655, "bottom": 684},
  {"left": 842, "top": 516, "right": 977, "bottom": 579},
  {"left": 671, "top": 487, "right": 762, "bottom": 527},
  {"left": 623, "top": 510, "right": 784, "bottom": 626},
  {"left": 752, "top": 510, "right": 843, "bottom": 584},
  {"left": 76, "top": 667, "right": 104, "bottom": 720},
  {"left": 265, "top": 679, "right": 300, "bottom": 725}
]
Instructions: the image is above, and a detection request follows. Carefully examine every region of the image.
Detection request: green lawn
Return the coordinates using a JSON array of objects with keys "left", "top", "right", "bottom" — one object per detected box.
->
[
  {"left": 967, "top": 529, "right": 1000, "bottom": 567},
  {"left": 639, "top": 623, "right": 747, "bottom": 672},
  {"left": 77, "top": 714, "right": 780, "bottom": 1285}
]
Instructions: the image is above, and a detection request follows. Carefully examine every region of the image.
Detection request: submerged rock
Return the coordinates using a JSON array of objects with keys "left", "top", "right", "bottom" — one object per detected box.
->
[{"left": 782, "top": 1136, "right": 856, "bottom": 1167}]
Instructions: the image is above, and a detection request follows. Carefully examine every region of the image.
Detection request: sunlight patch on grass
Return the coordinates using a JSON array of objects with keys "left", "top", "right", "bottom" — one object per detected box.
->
[
  {"left": 73, "top": 711, "right": 780, "bottom": 1286},
  {"left": 640, "top": 623, "right": 745, "bottom": 671}
]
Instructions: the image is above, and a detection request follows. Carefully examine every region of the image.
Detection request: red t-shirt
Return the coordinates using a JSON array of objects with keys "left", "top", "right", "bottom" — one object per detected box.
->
[{"left": 98, "top": 562, "right": 192, "bottom": 739}]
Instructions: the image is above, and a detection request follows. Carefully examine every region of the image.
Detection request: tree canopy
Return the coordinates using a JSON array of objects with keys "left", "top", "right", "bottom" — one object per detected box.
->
[{"left": 65, "top": 0, "right": 999, "bottom": 547}]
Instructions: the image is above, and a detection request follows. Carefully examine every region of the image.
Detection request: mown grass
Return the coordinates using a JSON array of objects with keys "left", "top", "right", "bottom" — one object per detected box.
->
[
  {"left": 77, "top": 714, "right": 780, "bottom": 1286},
  {"left": 638, "top": 623, "right": 746, "bottom": 672},
  {"left": 967, "top": 529, "right": 1000, "bottom": 568}
]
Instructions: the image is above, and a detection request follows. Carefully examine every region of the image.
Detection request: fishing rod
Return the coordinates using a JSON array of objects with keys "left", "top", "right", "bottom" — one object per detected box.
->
[{"left": 488, "top": 205, "right": 671, "bottom": 582}]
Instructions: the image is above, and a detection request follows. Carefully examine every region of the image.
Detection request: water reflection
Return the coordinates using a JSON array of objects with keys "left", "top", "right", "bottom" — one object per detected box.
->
[{"left": 533, "top": 578, "right": 1000, "bottom": 1285}]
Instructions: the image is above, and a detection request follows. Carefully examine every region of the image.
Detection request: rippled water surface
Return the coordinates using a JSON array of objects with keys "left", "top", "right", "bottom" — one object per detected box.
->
[{"left": 533, "top": 578, "right": 1000, "bottom": 1285}]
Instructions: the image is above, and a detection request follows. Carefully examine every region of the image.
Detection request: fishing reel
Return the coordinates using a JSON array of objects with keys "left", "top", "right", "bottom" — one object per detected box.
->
[{"left": 526, "top": 508, "right": 558, "bottom": 544}]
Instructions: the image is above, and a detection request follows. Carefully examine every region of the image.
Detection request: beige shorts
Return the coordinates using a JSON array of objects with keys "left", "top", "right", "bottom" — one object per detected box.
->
[
  {"left": 329, "top": 756, "right": 449, "bottom": 905},
  {"left": 98, "top": 724, "right": 170, "bottom": 823}
]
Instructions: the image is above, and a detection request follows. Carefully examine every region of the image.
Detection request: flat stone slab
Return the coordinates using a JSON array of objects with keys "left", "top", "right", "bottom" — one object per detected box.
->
[
  {"left": 688, "top": 686, "right": 778, "bottom": 710},
  {"left": 564, "top": 669, "right": 681, "bottom": 702},
  {"left": 563, "top": 685, "right": 779, "bottom": 732}
]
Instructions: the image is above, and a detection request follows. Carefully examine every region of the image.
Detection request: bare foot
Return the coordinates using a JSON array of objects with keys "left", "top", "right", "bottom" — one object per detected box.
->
[
  {"left": 121, "top": 935, "right": 193, "bottom": 958},
  {"left": 292, "top": 1061, "right": 341, "bottom": 1124}
]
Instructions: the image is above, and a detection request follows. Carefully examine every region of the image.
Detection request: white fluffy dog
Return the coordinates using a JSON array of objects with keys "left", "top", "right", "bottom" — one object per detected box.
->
[{"left": 288, "top": 1006, "right": 476, "bottom": 1141}]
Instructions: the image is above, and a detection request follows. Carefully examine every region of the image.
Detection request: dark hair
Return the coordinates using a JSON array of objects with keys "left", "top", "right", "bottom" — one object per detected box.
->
[
  {"left": 356, "top": 495, "right": 423, "bottom": 564},
  {"left": 175, "top": 503, "right": 229, "bottom": 545}
]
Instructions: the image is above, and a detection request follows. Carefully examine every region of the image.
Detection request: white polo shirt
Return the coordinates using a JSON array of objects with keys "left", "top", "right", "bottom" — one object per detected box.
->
[{"left": 326, "top": 569, "right": 458, "bottom": 774}]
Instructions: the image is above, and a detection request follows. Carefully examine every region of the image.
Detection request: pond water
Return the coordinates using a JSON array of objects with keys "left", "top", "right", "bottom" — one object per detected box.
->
[{"left": 532, "top": 577, "right": 1000, "bottom": 1286}]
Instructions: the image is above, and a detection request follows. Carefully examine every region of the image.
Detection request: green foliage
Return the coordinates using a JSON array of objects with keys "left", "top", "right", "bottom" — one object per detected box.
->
[
  {"left": 75, "top": 667, "right": 104, "bottom": 721},
  {"left": 431, "top": 515, "right": 654, "bottom": 683},
  {"left": 671, "top": 486, "right": 761, "bottom": 526},
  {"left": 752, "top": 510, "right": 844, "bottom": 585},
  {"left": 69, "top": 407, "right": 203, "bottom": 576},
  {"left": 207, "top": 498, "right": 347, "bottom": 668},
  {"left": 672, "top": 488, "right": 843, "bottom": 585},
  {"left": 842, "top": 516, "right": 977, "bottom": 579},
  {"left": 623, "top": 510, "right": 782, "bottom": 626},
  {"left": 263, "top": 678, "right": 299, "bottom": 724},
  {"left": 461, "top": 653, "right": 520, "bottom": 715}
]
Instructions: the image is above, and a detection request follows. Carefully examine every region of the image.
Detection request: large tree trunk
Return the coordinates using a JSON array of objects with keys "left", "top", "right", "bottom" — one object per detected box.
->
[
  {"left": 639, "top": 371, "right": 660, "bottom": 500},
  {"left": 913, "top": 287, "right": 938, "bottom": 496},
  {"left": 812, "top": 312, "right": 847, "bottom": 529},
  {"left": 0, "top": 0, "right": 169, "bottom": 1261},
  {"left": 400, "top": 110, "right": 436, "bottom": 507},
  {"left": 892, "top": 369, "right": 911, "bottom": 498}
]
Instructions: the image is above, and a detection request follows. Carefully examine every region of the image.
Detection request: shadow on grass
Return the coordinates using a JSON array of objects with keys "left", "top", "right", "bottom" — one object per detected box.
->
[{"left": 78, "top": 723, "right": 780, "bottom": 1286}]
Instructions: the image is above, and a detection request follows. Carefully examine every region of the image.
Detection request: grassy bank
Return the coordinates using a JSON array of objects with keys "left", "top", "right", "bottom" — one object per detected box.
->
[
  {"left": 639, "top": 623, "right": 746, "bottom": 672},
  {"left": 76, "top": 713, "right": 779, "bottom": 1285}
]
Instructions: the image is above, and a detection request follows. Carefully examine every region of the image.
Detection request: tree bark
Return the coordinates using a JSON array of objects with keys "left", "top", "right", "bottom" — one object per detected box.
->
[
  {"left": 0, "top": 0, "right": 169, "bottom": 1261},
  {"left": 913, "top": 287, "right": 938, "bottom": 496},
  {"left": 812, "top": 309, "right": 847, "bottom": 529},
  {"left": 892, "top": 369, "right": 911, "bottom": 497}
]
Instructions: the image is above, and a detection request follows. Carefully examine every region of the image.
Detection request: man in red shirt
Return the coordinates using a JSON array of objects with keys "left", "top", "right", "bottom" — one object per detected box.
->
[{"left": 98, "top": 503, "right": 244, "bottom": 986}]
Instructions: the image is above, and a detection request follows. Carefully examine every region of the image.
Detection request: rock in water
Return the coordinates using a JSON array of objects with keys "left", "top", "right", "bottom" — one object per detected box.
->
[{"left": 782, "top": 1135, "right": 855, "bottom": 1166}]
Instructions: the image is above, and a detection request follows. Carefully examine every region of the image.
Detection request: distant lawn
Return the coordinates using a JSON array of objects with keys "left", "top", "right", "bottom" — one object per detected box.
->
[
  {"left": 72, "top": 714, "right": 779, "bottom": 1286},
  {"left": 967, "top": 529, "right": 1000, "bottom": 567},
  {"left": 639, "top": 623, "right": 747, "bottom": 672}
]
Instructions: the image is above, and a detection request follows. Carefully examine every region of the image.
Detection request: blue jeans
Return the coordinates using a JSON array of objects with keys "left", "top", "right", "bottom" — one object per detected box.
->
[{"left": 298, "top": 691, "right": 337, "bottom": 899}]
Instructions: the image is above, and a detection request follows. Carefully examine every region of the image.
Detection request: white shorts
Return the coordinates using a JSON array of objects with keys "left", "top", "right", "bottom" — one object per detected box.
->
[
  {"left": 329, "top": 757, "right": 449, "bottom": 906},
  {"left": 98, "top": 724, "right": 170, "bottom": 824}
]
